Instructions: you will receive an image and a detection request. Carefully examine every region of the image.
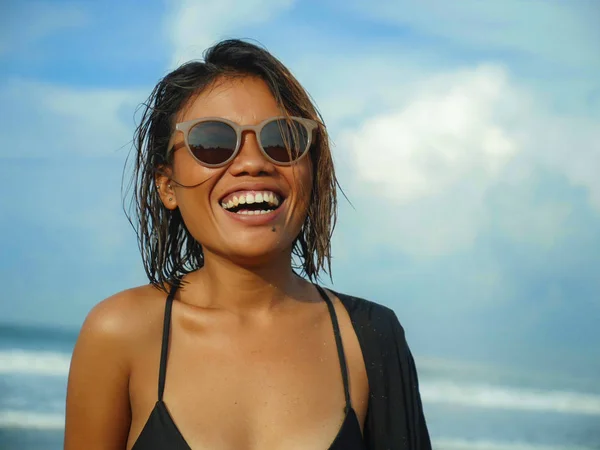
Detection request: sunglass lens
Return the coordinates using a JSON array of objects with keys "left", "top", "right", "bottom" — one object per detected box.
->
[
  {"left": 260, "top": 119, "right": 309, "bottom": 163},
  {"left": 188, "top": 121, "right": 237, "bottom": 166}
]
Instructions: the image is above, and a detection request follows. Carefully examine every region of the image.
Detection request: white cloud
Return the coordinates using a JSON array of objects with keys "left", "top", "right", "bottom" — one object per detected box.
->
[
  {"left": 0, "top": 79, "right": 145, "bottom": 158},
  {"left": 338, "top": 64, "right": 520, "bottom": 203},
  {"left": 332, "top": 63, "right": 600, "bottom": 257},
  {"left": 165, "top": 0, "right": 296, "bottom": 68},
  {"left": 277, "top": 2, "right": 598, "bottom": 261}
]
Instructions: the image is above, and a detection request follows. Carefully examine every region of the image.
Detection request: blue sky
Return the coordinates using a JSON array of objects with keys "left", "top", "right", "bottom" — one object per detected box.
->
[{"left": 1, "top": 0, "right": 599, "bottom": 379}]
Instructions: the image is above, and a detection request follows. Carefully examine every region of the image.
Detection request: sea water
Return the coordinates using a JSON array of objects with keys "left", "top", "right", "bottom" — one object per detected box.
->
[
  {"left": 1, "top": 323, "right": 599, "bottom": 450},
  {"left": 0, "top": 324, "right": 73, "bottom": 449}
]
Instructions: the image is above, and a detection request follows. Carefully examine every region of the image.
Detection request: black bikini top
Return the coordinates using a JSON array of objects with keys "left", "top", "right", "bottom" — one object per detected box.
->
[{"left": 131, "top": 284, "right": 366, "bottom": 449}]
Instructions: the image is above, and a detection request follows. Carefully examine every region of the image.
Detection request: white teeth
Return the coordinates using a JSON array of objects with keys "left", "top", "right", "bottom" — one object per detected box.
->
[{"left": 221, "top": 190, "right": 282, "bottom": 210}]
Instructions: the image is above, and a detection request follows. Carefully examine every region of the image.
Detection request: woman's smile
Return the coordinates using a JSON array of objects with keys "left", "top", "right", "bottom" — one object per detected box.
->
[{"left": 218, "top": 188, "right": 286, "bottom": 226}]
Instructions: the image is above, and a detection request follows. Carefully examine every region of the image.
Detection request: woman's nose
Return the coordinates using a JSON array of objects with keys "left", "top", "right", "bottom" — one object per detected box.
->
[{"left": 227, "top": 131, "right": 275, "bottom": 176}]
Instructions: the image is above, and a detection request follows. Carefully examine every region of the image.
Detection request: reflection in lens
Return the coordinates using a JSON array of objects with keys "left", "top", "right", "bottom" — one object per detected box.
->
[
  {"left": 188, "top": 121, "right": 237, "bottom": 165},
  {"left": 261, "top": 119, "right": 309, "bottom": 163}
]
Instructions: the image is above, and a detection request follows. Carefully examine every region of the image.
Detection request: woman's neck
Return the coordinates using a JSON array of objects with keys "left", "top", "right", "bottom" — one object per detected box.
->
[{"left": 179, "top": 250, "right": 309, "bottom": 315}]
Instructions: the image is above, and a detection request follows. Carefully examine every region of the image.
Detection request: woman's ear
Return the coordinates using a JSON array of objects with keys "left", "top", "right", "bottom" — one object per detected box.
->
[{"left": 155, "top": 168, "right": 178, "bottom": 210}]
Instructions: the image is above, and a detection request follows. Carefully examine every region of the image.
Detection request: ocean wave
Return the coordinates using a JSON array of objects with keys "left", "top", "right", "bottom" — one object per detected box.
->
[
  {"left": 2, "top": 348, "right": 600, "bottom": 417},
  {"left": 0, "top": 410, "right": 64, "bottom": 430},
  {"left": 421, "top": 379, "right": 600, "bottom": 415},
  {"left": 433, "top": 438, "right": 596, "bottom": 450},
  {"left": 0, "top": 349, "right": 70, "bottom": 376}
]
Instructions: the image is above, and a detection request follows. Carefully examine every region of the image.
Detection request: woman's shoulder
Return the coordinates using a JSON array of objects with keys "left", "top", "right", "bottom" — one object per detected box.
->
[{"left": 75, "top": 284, "right": 167, "bottom": 353}]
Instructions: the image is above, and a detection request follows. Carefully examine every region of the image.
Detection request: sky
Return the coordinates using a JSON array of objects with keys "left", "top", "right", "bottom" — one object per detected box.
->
[{"left": 0, "top": 0, "right": 599, "bottom": 380}]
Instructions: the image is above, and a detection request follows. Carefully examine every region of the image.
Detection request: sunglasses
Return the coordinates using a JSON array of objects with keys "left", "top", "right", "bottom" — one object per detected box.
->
[{"left": 167, "top": 116, "right": 319, "bottom": 168}]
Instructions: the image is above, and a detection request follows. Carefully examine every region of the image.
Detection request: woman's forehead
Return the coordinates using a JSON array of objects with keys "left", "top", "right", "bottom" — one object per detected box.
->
[{"left": 178, "top": 76, "right": 285, "bottom": 124}]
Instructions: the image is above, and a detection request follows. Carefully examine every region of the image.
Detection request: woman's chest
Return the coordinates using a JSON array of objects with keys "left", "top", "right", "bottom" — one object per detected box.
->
[{"left": 127, "top": 309, "right": 367, "bottom": 449}]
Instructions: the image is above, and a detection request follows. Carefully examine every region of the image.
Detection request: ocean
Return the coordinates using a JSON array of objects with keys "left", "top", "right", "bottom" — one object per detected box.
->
[{"left": 1, "top": 323, "right": 599, "bottom": 450}]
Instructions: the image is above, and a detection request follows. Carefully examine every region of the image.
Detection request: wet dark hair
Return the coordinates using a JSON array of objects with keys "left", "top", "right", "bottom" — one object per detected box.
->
[{"left": 124, "top": 39, "right": 338, "bottom": 290}]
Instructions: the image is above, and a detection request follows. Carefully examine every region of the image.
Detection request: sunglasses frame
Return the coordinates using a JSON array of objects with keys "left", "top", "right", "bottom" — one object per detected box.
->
[{"left": 167, "top": 116, "right": 320, "bottom": 168}]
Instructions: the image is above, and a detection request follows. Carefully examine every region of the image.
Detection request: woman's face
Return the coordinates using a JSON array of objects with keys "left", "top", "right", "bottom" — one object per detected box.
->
[{"left": 162, "top": 76, "right": 313, "bottom": 266}]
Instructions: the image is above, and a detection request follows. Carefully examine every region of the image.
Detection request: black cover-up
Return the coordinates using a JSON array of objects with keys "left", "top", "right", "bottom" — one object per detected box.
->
[{"left": 332, "top": 290, "right": 432, "bottom": 449}]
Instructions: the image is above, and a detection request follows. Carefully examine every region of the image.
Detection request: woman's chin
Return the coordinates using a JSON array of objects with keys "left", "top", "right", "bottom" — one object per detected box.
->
[{"left": 217, "top": 238, "right": 292, "bottom": 267}]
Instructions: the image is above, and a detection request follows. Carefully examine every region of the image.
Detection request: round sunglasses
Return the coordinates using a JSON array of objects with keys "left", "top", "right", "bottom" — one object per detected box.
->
[{"left": 167, "top": 116, "right": 319, "bottom": 167}]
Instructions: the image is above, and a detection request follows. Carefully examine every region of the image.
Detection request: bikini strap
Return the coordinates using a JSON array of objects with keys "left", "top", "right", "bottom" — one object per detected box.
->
[
  {"left": 315, "top": 285, "right": 352, "bottom": 413},
  {"left": 158, "top": 283, "right": 179, "bottom": 401}
]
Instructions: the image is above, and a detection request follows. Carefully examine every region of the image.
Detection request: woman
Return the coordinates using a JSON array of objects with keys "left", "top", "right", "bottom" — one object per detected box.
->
[{"left": 65, "top": 39, "right": 431, "bottom": 449}]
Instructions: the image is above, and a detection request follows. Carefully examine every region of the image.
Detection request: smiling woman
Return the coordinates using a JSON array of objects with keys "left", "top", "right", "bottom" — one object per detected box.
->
[{"left": 63, "top": 39, "right": 431, "bottom": 450}]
